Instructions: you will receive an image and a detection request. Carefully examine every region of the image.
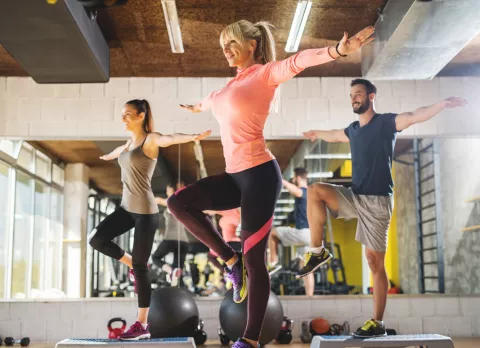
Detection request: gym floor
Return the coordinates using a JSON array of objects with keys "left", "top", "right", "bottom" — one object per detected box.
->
[{"left": 27, "top": 338, "right": 480, "bottom": 348}]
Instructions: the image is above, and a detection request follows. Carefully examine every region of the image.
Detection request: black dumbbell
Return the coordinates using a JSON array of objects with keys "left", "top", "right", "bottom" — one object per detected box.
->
[{"left": 4, "top": 337, "right": 30, "bottom": 347}]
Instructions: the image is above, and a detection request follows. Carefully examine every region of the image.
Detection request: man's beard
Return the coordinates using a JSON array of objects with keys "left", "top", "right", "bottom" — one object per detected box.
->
[{"left": 353, "top": 98, "right": 370, "bottom": 114}]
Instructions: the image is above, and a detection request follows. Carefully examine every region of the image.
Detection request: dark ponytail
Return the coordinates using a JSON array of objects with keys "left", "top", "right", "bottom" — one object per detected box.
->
[{"left": 126, "top": 99, "right": 154, "bottom": 133}]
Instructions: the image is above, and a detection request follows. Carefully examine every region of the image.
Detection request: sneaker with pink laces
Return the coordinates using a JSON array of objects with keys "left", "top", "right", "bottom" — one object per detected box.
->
[{"left": 119, "top": 321, "right": 151, "bottom": 340}]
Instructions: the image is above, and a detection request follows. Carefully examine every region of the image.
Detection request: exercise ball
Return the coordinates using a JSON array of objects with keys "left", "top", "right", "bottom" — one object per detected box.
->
[
  {"left": 148, "top": 287, "right": 199, "bottom": 338},
  {"left": 219, "top": 289, "right": 283, "bottom": 345}
]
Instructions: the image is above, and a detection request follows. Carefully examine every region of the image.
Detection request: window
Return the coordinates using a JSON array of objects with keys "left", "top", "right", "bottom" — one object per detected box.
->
[
  {"left": 11, "top": 171, "right": 34, "bottom": 298},
  {"left": 35, "top": 151, "right": 51, "bottom": 182},
  {"left": 31, "top": 181, "right": 50, "bottom": 295},
  {"left": 48, "top": 189, "right": 63, "bottom": 290},
  {"left": 52, "top": 164, "right": 64, "bottom": 187},
  {"left": 0, "top": 162, "right": 11, "bottom": 298},
  {"left": 0, "top": 140, "right": 22, "bottom": 159},
  {"left": 17, "top": 143, "right": 35, "bottom": 173}
]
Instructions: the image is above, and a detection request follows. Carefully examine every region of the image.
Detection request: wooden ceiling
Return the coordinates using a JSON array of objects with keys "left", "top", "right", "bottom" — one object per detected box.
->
[
  {"left": 1, "top": 0, "right": 478, "bottom": 77},
  {"left": 30, "top": 139, "right": 303, "bottom": 195}
]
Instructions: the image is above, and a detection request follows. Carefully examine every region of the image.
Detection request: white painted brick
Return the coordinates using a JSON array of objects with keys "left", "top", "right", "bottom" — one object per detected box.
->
[
  {"left": 310, "top": 299, "right": 337, "bottom": 318},
  {"left": 10, "top": 302, "right": 37, "bottom": 320},
  {"left": 6, "top": 77, "right": 35, "bottom": 98},
  {"left": 29, "top": 121, "right": 77, "bottom": 138},
  {"left": 411, "top": 297, "right": 436, "bottom": 316},
  {"left": 298, "top": 78, "right": 321, "bottom": 98},
  {"left": 328, "top": 98, "right": 354, "bottom": 128},
  {"left": 110, "top": 300, "right": 136, "bottom": 319},
  {"left": 202, "top": 78, "right": 226, "bottom": 96},
  {"left": 149, "top": 99, "right": 186, "bottom": 123},
  {"left": 297, "top": 120, "right": 330, "bottom": 135},
  {"left": 0, "top": 77, "right": 6, "bottom": 98},
  {"left": 370, "top": 80, "right": 393, "bottom": 98},
  {"left": 475, "top": 316, "right": 480, "bottom": 336},
  {"left": 90, "top": 99, "right": 114, "bottom": 121},
  {"left": 280, "top": 79, "right": 297, "bottom": 99},
  {"left": 75, "top": 121, "right": 103, "bottom": 138},
  {"left": 0, "top": 320, "right": 21, "bottom": 338},
  {"left": 47, "top": 318, "right": 74, "bottom": 341},
  {"left": 396, "top": 317, "right": 423, "bottom": 335},
  {"left": 385, "top": 298, "right": 411, "bottom": 318},
  {"left": 101, "top": 121, "right": 129, "bottom": 138},
  {"left": 439, "top": 77, "right": 465, "bottom": 98},
  {"left": 0, "top": 303, "right": 9, "bottom": 320},
  {"left": 360, "top": 298, "right": 374, "bottom": 316},
  {"left": 449, "top": 316, "right": 474, "bottom": 337},
  {"left": 392, "top": 80, "right": 416, "bottom": 98},
  {"left": 84, "top": 300, "right": 112, "bottom": 321},
  {"left": 322, "top": 77, "right": 346, "bottom": 97},
  {"left": 384, "top": 318, "right": 399, "bottom": 333},
  {"left": 272, "top": 120, "right": 297, "bottom": 137},
  {"left": 154, "top": 119, "right": 175, "bottom": 135},
  {"left": 461, "top": 77, "right": 480, "bottom": 99},
  {"left": 0, "top": 98, "right": 19, "bottom": 120},
  {"left": 423, "top": 316, "right": 449, "bottom": 335},
  {"left": 416, "top": 79, "right": 440, "bottom": 98},
  {"left": 398, "top": 123, "right": 416, "bottom": 138},
  {"left": 80, "top": 84, "right": 105, "bottom": 98},
  {"left": 21, "top": 318, "right": 47, "bottom": 341},
  {"left": 399, "top": 98, "right": 426, "bottom": 114},
  {"left": 460, "top": 297, "right": 480, "bottom": 316},
  {"left": 281, "top": 99, "right": 306, "bottom": 120},
  {"left": 65, "top": 99, "right": 91, "bottom": 121},
  {"left": 197, "top": 301, "right": 219, "bottom": 319},
  {"left": 306, "top": 98, "right": 329, "bottom": 121},
  {"left": 41, "top": 99, "right": 67, "bottom": 121},
  {"left": 105, "top": 78, "right": 129, "bottom": 98},
  {"left": 33, "top": 83, "right": 56, "bottom": 99},
  {"left": 349, "top": 316, "right": 368, "bottom": 332},
  {"left": 60, "top": 302, "right": 86, "bottom": 321},
  {"left": 55, "top": 84, "right": 80, "bottom": 99},
  {"left": 0, "top": 120, "right": 29, "bottom": 137},
  {"left": 36, "top": 302, "right": 62, "bottom": 321},
  {"left": 435, "top": 297, "right": 459, "bottom": 316},
  {"left": 18, "top": 98, "right": 42, "bottom": 121},
  {"left": 153, "top": 78, "right": 177, "bottom": 99},
  {"left": 283, "top": 299, "right": 312, "bottom": 318},
  {"left": 415, "top": 116, "right": 441, "bottom": 137},
  {"left": 72, "top": 319, "right": 99, "bottom": 338},
  {"left": 335, "top": 299, "right": 361, "bottom": 317},
  {"left": 129, "top": 78, "right": 154, "bottom": 97},
  {"left": 374, "top": 97, "right": 401, "bottom": 114},
  {"left": 177, "top": 78, "right": 202, "bottom": 100}
]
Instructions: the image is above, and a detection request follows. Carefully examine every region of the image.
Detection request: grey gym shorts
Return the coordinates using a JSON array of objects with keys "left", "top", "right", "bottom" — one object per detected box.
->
[{"left": 327, "top": 185, "right": 393, "bottom": 252}]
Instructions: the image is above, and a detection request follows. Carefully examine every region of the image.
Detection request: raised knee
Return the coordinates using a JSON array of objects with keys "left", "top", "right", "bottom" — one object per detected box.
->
[
  {"left": 366, "top": 251, "right": 385, "bottom": 274},
  {"left": 308, "top": 183, "right": 327, "bottom": 200}
]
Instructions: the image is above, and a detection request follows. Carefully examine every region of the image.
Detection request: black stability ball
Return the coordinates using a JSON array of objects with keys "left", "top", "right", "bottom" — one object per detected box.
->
[
  {"left": 148, "top": 287, "right": 199, "bottom": 338},
  {"left": 219, "top": 289, "right": 284, "bottom": 345}
]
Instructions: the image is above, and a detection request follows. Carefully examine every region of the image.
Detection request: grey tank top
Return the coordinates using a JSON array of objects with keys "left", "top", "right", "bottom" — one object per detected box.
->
[
  {"left": 163, "top": 209, "right": 188, "bottom": 242},
  {"left": 118, "top": 139, "right": 159, "bottom": 215}
]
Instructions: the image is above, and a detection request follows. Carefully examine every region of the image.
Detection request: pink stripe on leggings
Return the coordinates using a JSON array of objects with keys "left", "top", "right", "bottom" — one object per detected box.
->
[{"left": 243, "top": 216, "right": 273, "bottom": 254}]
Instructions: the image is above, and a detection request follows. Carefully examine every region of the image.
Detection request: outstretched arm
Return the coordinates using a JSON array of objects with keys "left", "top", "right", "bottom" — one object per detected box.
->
[
  {"left": 99, "top": 140, "right": 131, "bottom": 161},
  {"left": 150, "top": 130, "right": 212, "bottom": 148},
  {"left": 155, "top": 196, "right": 168, "bottom": 207},
  {"left": 265, "top": 26, "right": 375, "bottom": 85},
  {"left": 395, "top": 97, "right": 467, "bottom": 131},
  {"left": 282, "top": 179, "right": 303, "bottom": 198},
  {"left": 303, "top": 129, "right": 349, "bottom": 143}
]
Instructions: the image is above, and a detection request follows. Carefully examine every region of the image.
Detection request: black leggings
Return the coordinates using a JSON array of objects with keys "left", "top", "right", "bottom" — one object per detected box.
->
[
  {"left": 152, "top": 240, "right": 188, "bottom": 269},
  {"left": 88, "top": 206, "right": 158, "bottom": 308},
  {"left": 167, "top": 160, "right": 282, "bottom": 340}
]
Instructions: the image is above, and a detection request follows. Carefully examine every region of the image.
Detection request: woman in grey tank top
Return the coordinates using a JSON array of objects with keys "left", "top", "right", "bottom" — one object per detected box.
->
[{"left": 87, "top": 99, "right": 211, "bottom": 340}]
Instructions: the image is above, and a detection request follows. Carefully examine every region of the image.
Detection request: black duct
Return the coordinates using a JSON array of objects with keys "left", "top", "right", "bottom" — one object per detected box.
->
[{"left": 0, "top": 0, "right": 110, "bottom": 83}]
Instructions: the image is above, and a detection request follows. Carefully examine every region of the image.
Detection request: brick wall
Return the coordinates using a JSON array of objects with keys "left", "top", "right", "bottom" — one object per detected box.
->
[{"left": 0, "top": 77, "right": 479, "bottom": 139}]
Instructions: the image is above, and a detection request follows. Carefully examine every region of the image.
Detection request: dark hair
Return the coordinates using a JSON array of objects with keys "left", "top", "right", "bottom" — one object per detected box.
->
[
  {"left": 126, "top": 99, "right": 154, "bottom": 133},
  {"left": 351, "top": 79, "right": 377, "bottom": 95},
  {"left": 294, "top": 167, "right": 308, "bottom": 179}
]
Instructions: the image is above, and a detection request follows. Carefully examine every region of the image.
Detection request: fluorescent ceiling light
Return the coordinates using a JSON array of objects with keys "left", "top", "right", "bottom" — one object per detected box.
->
[
  {"left": 161, "top": 0, "right": 184, "bottom": 53},
  {"left": 308, "top": 172, "right": 334, "bottom": 179},
  {"left": 285, "top": 0, "right": 312, "bottom": 53},
  {"left": 305, "top": 153, "right": 352, "bottom": 159}
]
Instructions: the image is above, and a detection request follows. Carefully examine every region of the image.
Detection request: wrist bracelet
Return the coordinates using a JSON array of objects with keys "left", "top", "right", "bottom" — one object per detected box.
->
[{"left": 336, "top": 43, "right": 347, "bottom": 57}]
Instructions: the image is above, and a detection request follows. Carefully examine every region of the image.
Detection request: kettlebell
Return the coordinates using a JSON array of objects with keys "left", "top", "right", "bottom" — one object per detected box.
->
[{"left": 108, "top": 317, "right": 127, "bottom": 339}]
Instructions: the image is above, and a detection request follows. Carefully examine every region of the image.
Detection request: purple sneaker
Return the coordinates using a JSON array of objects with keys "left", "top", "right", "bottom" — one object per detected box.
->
[
  {"left": 224, "top": 254, "right": 247, "bottom": 303},
  {"left": 119, "top": 321, "right": 151, "bottom": 340},
  {"left": 232, "top": 338, "right": 258, "bottom": 348}
]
